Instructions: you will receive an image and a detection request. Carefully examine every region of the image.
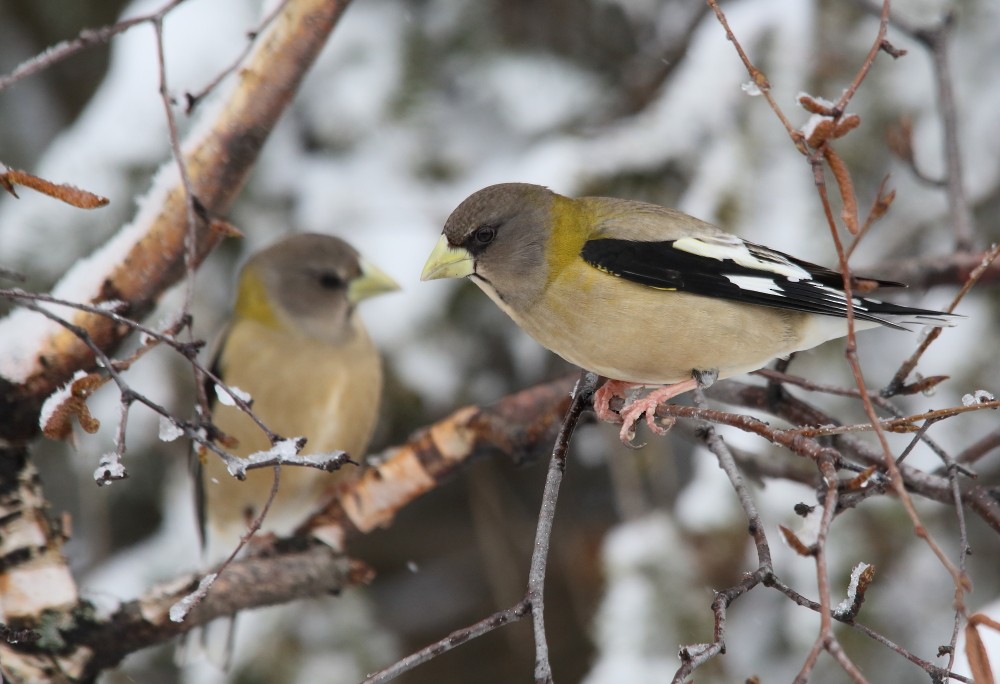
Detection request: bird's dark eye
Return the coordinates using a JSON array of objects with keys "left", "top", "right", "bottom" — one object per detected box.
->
[
  {"left": 473, "top": 225, "right": 497, "bottom": 246},
  {"left": 317, "top": 271, "right": 344, "bottom": 290}
]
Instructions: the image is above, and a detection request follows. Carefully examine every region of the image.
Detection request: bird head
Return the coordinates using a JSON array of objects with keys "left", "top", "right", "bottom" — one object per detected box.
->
[
  {"left": 235, "top": 233, "right": 398, "bottom": 343},
  {"left": 421, "top": 183, "right": 567, "bottom": 310}
]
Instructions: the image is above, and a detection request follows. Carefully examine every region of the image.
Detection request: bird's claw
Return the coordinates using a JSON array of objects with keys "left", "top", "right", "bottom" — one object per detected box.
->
[
  {"left": 593, "top": 380, "right": 637, "bottom": 424},
  {"left": 618, "top": 419, "right": 644, "bottom": 449},
  {"left": 593, "top": 388, "right": 622, "bottom": 424},
  {"left": 616, "top": 398, "right": 677, "bottom": 447},
  {"left": 595, "top": 378, "right": 693, "bottom": 447}
]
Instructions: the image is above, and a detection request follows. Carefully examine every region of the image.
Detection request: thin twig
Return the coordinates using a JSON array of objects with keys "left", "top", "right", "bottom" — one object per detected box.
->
[
  {"left": 14, "top": 297, "right": 350, "bottom": 489},
  {"left": 361, "top": 600, "right": 531, "bottom": 684},
  {"left": 794, "top": 454, "right": 869, "bottom": 684},
  {"left": 832, "top": 0, "right": 892, "bottom": 115},
  {"left": 183, "top": 0, "right": 290, "bottom": 112},
  {"left": 704, "top": 0, "right": 803, "bottom": 149},
  {"left": 706, "top": 379, "right": 1000, "bottom": 534},
  {"left": 671, "top": 387, "right": 774, "bottom": 681},
  {"left": 3, "top": 288, "right": 290, "bottom": 465},
  {"left": 954, "top": 428, "right": 1000, "bottom": 466},
  {"left": 794, "top": 0, "right": 973, "bottom": 606},
  {"left": 863, "top": 3, "right": 975, "bottom": 250},
  {"left": 885, "top": 242, "right": 1000, "bottom": 397},
  {"left": 352, "top": 373, "right": 595, "bottom": 684},
  {"left": 527, "top": 371, "right": 597, "bottom": 683},
  {"left": 0, "top": 0, "right": 188, "bottom": 92},
  {"left": 769, "top": 577, "right": 971, "bottom": 682},
  {"left": 151, "top": 16, "right": 200, "bottom": 319}
]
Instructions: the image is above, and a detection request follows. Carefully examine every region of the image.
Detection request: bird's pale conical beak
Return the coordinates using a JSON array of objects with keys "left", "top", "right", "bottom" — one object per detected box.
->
[
  {"left": 420, "top": 234, "right": 474, "bottom": 281},
  {"left": 347, "top": 258, "right": 400, "bottom": 304}
]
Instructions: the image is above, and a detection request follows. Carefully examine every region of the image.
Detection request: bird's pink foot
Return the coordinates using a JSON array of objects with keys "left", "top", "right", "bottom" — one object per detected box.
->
[
  {"left": 615, "top": 378, "right": 699, "bottom": 446},
  {"left": 593, "top": 379, "right": 642, "bottom": 424}
]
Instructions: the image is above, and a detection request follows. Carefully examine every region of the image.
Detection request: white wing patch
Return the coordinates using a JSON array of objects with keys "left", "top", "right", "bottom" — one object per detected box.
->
[
  {"left": 673, "top": 236, "right": 812, "bottom": 281},
  {"left": 724, "top": 274, "right": 784, "bottom": 295}
]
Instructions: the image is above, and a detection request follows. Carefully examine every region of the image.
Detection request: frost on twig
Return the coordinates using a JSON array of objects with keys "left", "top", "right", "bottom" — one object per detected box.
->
[
  {"left": 158, "top": 415, "right": 184, "bottom": 442},
  {"left": 962, "top": 390, "right": 996, "bottom": 407},
  {"left": 224, "top": 438, "right": 353, "bottom": 481},
  {"left": 94, "top": 452, "right": 127, "bottom": 485},
  {"left": 169, "top": 572, "right": 218, "bottom": 623},
  {"left": 214, "top": 382, "right": 251, "bottom": 407},
  {"left": 833, "top": 563, "right": 876, "bottom": 621}
]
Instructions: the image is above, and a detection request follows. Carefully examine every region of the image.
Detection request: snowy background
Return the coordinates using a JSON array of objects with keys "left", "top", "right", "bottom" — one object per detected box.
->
[{"left": 1, "top": 0, "right": 998, "bottom": 682}]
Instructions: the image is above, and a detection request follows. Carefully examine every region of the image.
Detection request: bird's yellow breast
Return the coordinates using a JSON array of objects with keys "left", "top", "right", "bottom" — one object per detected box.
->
[{"left": 203, "top": 315, "right": 382, "bottom": 541}]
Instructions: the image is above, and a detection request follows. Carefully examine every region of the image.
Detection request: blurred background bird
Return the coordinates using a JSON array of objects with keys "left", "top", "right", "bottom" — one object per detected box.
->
[
  {"left": 200, "top": 233, "right": 398, "bottom": 559},
  {"left": 421, "top": 183, "right": 957, "bottom": 443}
]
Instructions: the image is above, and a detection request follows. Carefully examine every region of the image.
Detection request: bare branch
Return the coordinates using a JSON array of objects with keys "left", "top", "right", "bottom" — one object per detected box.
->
[
  {"left": 75, "top": 545, "right": 371, "bottom": 680},
  {"left": 361, "top": 600, "right": 532, "bottom": 684},
  {"left": 0, "top": 0, "right": 187, "bottom": 92},
  {"left": 884, "top": 242, "right": 1000, "bottom": 397},
  {"left": 528, "top": 372, "right": 597, "bottom": 683}
]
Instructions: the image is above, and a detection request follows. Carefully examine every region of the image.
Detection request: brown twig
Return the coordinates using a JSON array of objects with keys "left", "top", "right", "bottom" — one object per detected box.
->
[
  {"left": 3, "top": 289, "right": 322, "bottom": 477},
  {"left": 182, "top": 0, "right": 290, "bottom": 112},
  {"left": 769, "top": 577, "right": 971, "bottom": 682},
  {"left": 0, "top": 0, "right": 188, "bottom": 92},
  {"left": 0, "top": 165, "right": 109, "bottom": 207},
  {"left": 150, "top": 14, "right": 200, "bottom": 321},
  {"left": 832, "top": 0, "right": 893, "bottom": 115},
  {"left": 846, "top": 175, "right": 895, "bottom": 259},
  {"left": 867, "top": 5, "right": 975, "bottom": 250},
  {"left": 872, "top": 249, "right": 1000, "bottom": 290},
  {"left": 348, "top": 373, "right": 596, "bottom": 684},
  {"left": 785, "top": 400, "right": 1000, "bottom": 438},
  {"left": 75, "top": 544, "right": 371, "bottom": 679},
  {"left": 361, "top": 600, "right": 532, "bottom": 684},
  {"left": 672, "top": 387, "right": 774, "bottom": 681},
  {"left": 528, "top": 371, "right": 596, "bottom": 683},
  {"left": 704, "top": 0, "right": 803, "bottom": 150},
  {"left": 794, "top": 454, "right": 869, "bottom": 684},
  {"left": 734, "top": 0, "right": 975, "bottom": 626},
  {"left": 885, "top": 242, "right": 1000, "bottom": 397},
  {"left": 706, "top": 380, "right": 1000, "bottom": 535}
]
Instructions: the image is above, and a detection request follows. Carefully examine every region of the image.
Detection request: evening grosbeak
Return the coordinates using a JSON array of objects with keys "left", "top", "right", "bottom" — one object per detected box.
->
[
  {"left": 201, "top": 233, "right": 398, "bottom": 555},
  {"left": 421, "top": 183, "right": 955, "bottom": 443}
]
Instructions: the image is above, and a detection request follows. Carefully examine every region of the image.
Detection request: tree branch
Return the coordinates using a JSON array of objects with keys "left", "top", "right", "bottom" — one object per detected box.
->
[{"left": 75, "top": 545, "right": 370, "bottom": 681}]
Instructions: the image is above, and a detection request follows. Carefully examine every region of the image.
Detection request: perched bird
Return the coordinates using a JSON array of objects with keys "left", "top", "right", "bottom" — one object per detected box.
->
[
  {"left": 421, "top": 183, "right": 956, "bottom": 443},
  {"left": 201, "top": 233, "right": 398, "bottom": 555}
]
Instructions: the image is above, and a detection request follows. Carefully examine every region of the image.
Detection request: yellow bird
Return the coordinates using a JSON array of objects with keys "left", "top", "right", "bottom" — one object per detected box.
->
[
  {"left": 421, "top": 183, "right": 956, "bottom": 443},
  {"left": 201, "top": 233, "right": 398, "bottom": 556}
]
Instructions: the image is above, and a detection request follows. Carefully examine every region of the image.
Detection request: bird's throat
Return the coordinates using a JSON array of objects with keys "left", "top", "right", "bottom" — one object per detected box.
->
[
  {"left": 233, "top": 267, "right": 282, "bottom": 329},
  {"left": 545, "top": 195, "right": 589, "bottom": 286}
]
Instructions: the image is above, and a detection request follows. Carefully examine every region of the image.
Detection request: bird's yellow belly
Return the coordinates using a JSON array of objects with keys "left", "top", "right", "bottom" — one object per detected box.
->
[
  {"left": 204, "top": 320, "right": 381, "bottom": 543},
  {"left": 504, "top": 274, "right": 813, "bottom": 385}
]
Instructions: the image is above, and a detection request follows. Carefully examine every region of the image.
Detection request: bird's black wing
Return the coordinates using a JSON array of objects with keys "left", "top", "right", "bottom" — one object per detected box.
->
[{"left": 580, "top": 236, "right": 950, "bottom": 327}]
